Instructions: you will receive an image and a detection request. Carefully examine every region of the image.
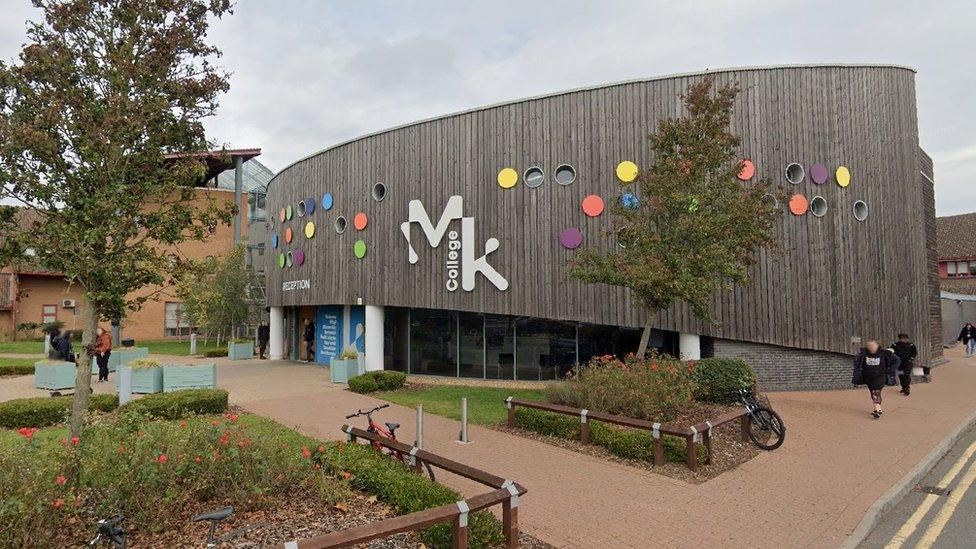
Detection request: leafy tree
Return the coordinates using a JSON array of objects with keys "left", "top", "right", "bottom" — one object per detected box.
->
[
  {"left": 177, "top": 245, "right": 261, "bottom": 345},
  {"left": 570, "top": 77, "right": 781, "bottom": 357},
  {"left": 0, "top": 0, "right": 233, "bottom": 437}
]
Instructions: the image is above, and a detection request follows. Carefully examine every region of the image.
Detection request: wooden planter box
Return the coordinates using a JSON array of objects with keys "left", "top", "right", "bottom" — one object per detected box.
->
[
  {"left": 330, "top": 358, "right": 361, "bottom": 384},
  {"left": 228, "top": 341, "right": 254, "bottom": 361},
  {"left": 116, "top": 366, "right": 164, "bottom": 394},
  {"left": 35, "top": 361, "right": 76, "bottom": 390},
  {"left": 163, "top": 363, "right": 217, "bottom": 392},
  {"left": 102, "top": 347, "right": 149, "bottom": 373}
]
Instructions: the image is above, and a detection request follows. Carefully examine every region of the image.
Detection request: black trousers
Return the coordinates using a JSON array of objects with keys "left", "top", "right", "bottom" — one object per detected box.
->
[
  {"left": 96, "top": 352, "right": 110, "bottom": 381},
  {"left": 305, "top": 340, "right": 314, "bottom": 361},
  {"left": 258, "top": 340, "right": 268, "bottom": 358},
  {"left": 899, "top": 373, "right": 911, "bottom": 391}
]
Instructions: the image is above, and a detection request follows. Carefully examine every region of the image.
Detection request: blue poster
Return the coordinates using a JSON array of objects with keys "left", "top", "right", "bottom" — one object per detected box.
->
[
  {"left": 316, "top": 305, "right": 343, "bottom": 365},
  {"left": 348, "top": 305, "right": 365, "bottom": 354}
]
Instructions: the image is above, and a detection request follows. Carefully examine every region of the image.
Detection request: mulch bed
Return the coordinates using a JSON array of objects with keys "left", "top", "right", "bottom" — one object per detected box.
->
[{"left": 495, "top": 402, "right": 761, "bottom": 484}]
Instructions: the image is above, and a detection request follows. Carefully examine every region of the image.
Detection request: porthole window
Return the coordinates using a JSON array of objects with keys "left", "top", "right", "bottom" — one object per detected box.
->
[
  {"left": 296, "top": 199, "right": 307, "bottom": 217},
  {"left": 810, "top": 196, "right": 828, "bottom": 217},
  {"left": 524, "top": 167, "right": 545, "bottom": 188},
  {"left": 269, "top": 217, "right": 275, "bottom": 230},
  {"left": 285, "top": 251, "right": 294, "bottom": 268},
  {"left": 554, "top": 164, "right": 577, "bottom": 186},
  {"left": 786, "top": 163, "right": 805, "bottom": 185},
  {"left": 853, "top": 200, "right": 869, "bottom": 222},
  {"left": 334, "top": 216, "right": 347, "bottom": 234},
  {"left": 372, "top": 182, "right": 387, "bottom": 202}
]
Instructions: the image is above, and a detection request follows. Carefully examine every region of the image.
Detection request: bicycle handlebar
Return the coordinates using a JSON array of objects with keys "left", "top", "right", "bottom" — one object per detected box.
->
[{"left": 345, "top": 403, "right": 390, "bottom": 419}]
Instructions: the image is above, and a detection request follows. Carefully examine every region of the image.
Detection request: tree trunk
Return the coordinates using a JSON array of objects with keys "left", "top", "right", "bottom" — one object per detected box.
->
[
  {"left": 68, "top": 303, "right": 98, "bottom": 438},
  {"left": 636, "top": 318, "right": 653, "bottom": 357}
]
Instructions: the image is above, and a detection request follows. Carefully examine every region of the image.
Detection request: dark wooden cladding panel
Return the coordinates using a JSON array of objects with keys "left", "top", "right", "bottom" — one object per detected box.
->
[{"left": 265, "top": 65, "right": 932, "bottom": 365}]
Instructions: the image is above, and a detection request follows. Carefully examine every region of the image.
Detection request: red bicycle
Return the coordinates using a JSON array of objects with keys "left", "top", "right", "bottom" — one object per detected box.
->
[{"left": 345, "top": 404, "right": 436, "bottom": 481}]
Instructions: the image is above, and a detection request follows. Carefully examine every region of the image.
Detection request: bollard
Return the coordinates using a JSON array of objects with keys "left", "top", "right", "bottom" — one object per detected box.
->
[
  {"left": 189, "top": 333, "right": 197, "bottom": 355},
  {"left": 415, "top": 404, "right": 424, "bottom": 449},
  {"left": 44, "top": 334, "right": 51, "bottom": 356},
  {"left": 118, "top": 366, "right": 133, "bottom": 405},
  {"left": 459, "top": 397, "right": 469, "bottom": 443}
]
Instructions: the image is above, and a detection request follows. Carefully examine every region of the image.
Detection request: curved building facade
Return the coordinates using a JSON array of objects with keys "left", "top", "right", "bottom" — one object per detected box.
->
[{"left": 264, "top": 64, "right": 940, "bottom": 390}]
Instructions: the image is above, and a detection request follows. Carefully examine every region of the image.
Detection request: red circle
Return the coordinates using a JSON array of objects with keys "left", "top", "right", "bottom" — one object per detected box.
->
[
  {"left": 284, "top": 227, "right": 293, "bottom": 243},
  {"left": 738, "top": 159, "right": 755, "bottom": 181},
  {"left": 789, "top": 194, "right": 809, "bottom": 215},
  {"left": 582, "top": 195, "right": 605, "bottom": 217},
  {"left": 354, "top": 212, "right": 368, "bottom": 230},
  {"left": 278, "top": 208, "right": 286, "bottom": 222}
]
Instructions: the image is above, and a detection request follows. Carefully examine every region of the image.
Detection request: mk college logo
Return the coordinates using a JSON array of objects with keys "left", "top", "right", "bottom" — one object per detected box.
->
[{"left": 400, "top": 195, "right": 509, "bottom": 292}]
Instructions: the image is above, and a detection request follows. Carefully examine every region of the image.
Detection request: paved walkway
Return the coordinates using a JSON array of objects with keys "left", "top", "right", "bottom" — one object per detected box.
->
[{"left": 4, "top": 348, "right": 976, "bottom": 547}]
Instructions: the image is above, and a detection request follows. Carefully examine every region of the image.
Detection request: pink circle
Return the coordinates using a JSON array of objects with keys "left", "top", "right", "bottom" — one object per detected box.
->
[
  {"left": 810, "top": 163, "right": 828, "bottom": 184},
  {"left": 560, "top": 228, "right": 583, "bottom": 249},
  {"left": 582, "top": 195, "right": 605, "bottom": 217},
  {"left": 293, "top": 249, "right": 305, "bottom": 266}
]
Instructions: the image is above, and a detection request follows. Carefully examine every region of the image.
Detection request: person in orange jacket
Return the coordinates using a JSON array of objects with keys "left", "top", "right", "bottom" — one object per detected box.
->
[{"left": 94, "top": 326, "right": 113, "bottom": 382}]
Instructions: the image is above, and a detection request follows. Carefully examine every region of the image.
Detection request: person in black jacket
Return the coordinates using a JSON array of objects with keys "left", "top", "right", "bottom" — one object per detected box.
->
[
  {"left": 302, "top": 318, "right": 315, "bottom": 363},
  {"left": 959, "top": 322, "right": 976, "bottom": 357},
  {"left": 257, "top": 322, "right": 270, "bottom": 360},
  {"left": 852, "top": 339, "right": 900, "bottom": 419},
  {"left": 891, "top": 333, "right": 918, "bottom": 395}
]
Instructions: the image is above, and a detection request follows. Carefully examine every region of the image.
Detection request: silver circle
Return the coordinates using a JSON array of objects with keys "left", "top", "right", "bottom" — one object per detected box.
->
[
  {"left": 296, "top": 200, "right": 307, "bottom": 217},
  {"left": 853, "top": 200, "right": 868, "bottom": 221},
  {"left": 810, "top": 196, "right": 828, "bottom": 217},
  {"left": 786, "top": 163, "right": 805, "bottom": 185},
  {"left": 372, "top": 182, "right": 387, "bottom": 202},
  {"left": 334, "top": 215, "right": 347, "bottom": 234},
  {"left": 285, "top": 251, "right": 294, "bottom": 267},
  {"left": 554, "top": 164, "right": 577, "bottom": 186},
  {"left": 524, "top": 166, "right": 545, "bottom": 188}
]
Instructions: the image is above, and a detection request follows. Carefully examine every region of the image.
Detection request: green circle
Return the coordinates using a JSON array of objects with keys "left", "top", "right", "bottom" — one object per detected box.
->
[
  {"left": 354, "top": 240, "right": 367, "bottom": 259},
  {"left": 286, "top": 205, "right": 293, "bottom": 220},
  {"left": 277, "top": 253, "right": 285, "bottom": 268}
]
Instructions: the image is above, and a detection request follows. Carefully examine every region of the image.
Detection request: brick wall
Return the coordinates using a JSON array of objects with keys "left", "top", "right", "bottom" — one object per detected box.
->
[{"left": 706, "top": 337, "right": 855, "bottom": 391}]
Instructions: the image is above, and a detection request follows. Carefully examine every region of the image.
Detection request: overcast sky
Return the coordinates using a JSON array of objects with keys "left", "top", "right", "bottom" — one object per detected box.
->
[{"left": 1, "top": 0, "right": 974, "bottom": 215}]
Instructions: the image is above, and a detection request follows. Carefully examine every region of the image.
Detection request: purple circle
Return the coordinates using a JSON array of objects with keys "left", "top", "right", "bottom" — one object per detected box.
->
[
  {"left": 293, "top": 249, "right": 305, "bottom": 267},
  {"left": 559, "top": 228, "right": 583, "bottom": 249},
  {"left": 810, "top": 163, "right": 828, "bottom": 184}
]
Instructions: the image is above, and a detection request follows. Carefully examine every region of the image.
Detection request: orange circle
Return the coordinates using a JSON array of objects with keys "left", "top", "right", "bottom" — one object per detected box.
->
[
  {"left": 789, "top": 194, "right": 809, "bottom": 215},
  {"left": 278, "top": 208, "right": 286, "bottom": 222},
  {"left": 353, "top": 212, "right": 368, "bottom": 230},
  {"left": 738, "top": 159, "right": 755, "bottom": 181},
  {"left": 582, "top": 195, "right": 605, "bottom": 217},
  {"left": 284, "top": 227, "right": 293, "bottom": 243}
]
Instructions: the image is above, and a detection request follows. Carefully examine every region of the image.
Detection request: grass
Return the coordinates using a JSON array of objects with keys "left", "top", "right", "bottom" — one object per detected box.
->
[
  {"left": 0, "top": 340, "right": 44, "bottom": 355},
  {"left": 375, "top": 384, "right": 546, "bottom": 426},
  {"left": 140, "top": 339, "right": 227, "bottom": 356},
  {"left": 0, "top": 357, "right": 35, "bottom": 376}
]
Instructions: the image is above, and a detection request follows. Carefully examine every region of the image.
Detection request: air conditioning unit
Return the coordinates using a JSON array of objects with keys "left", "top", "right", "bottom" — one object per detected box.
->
[{"left": 61, "top": 299, "right": 76, "bottom": 308}]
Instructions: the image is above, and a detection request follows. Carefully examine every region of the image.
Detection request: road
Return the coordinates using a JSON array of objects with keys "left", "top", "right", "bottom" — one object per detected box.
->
[{"left": 860, "top": 425, "right": 976, "bottom": 548}]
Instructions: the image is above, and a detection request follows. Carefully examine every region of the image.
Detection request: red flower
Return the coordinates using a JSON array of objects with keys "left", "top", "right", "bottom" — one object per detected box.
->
[
  {"left": 17, "top": 427, "right": 39, "bottom": 439},
  {"left": 301, "top": 446, "right": 311, "bottom": 458},
  {"left": 651, "top": 363, "right": 659, "bottom": 372},
  {"left": 342, "top": 471, "right": 352, "bottom": 480},
  {"left": 118, "top": 444, "right": 126, "bottom": 454},
  {"left": 211, "top": 420, "right": 220, "bottom": 427},
  {"left": 74, "top": 496, "right": 82, "bottom": 508},
  {"left": 224, "top": 413, "right": 239, "bottom": 422},
  {"left": 194, "top": 456, "right": 202, "bottom": 464},
  {"left": 53, "top": 498, "right": 64, "bottom": 509},
  {"left": 157, "top": 453, "right": 169, "bottom": 464},
  {"left": 179, "top": 421, "right": 188, "bottom": 428},
  {"left": 70, "top": 436, "right": 80, "bottom": 446},
  {"left": 318, "top": 445, "right": 326, "bottom": 453},
  {"left": 314, "top": 464, "right": 321, "bottom": 470},
  {"left": 55, "top": 475, "right": 67, "bottom": 485},
  {"left": 219, "top": 434, "right": 231, "bottom": 446}
]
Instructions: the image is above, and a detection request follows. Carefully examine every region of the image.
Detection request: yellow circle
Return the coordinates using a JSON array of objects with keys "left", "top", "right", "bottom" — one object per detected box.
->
[
  {"left": 836, "top": 166, "right": 851, "bottom": 187},
  {"left": 304, "top": 221, "right": 315, "bottom": 239},
  {"left": 497, "top": 168, "right": 518, "bottom": 189},
  {"left": 616, "top": 161, "right": 639, "bottom": 183}
]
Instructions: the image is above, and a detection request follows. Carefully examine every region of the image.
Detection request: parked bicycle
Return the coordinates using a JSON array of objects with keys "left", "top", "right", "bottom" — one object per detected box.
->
[
  {"left": 735, "top": 388, "right": 786, "bottom": 450},
  {"left": 346, "top": 404, "right": 436, "bottom": 481},
  {"left": 89, "top": 507, "right": 264, "bottom": 547}
]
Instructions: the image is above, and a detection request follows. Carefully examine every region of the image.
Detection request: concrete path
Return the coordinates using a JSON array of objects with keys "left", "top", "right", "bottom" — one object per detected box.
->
[{"left": 4, "top": 348, "right": 976, "bottom": 547}]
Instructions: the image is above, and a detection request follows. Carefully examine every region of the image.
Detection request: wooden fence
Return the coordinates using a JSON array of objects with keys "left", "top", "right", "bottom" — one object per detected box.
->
[
  {"left": 505, "top": 398, "right": 748, "bottom": 471},
  {"left": 273, "top": 425, "right": 526, "bottom": 549}
]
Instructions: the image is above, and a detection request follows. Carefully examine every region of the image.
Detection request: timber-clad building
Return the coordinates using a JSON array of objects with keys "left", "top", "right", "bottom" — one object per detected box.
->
[{"left": 263, "top": 64, "right": 940, "bottom": 391}]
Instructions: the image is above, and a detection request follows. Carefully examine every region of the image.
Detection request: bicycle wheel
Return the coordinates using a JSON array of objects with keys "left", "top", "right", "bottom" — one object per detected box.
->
[
  {"left": 387, "top": 449, "right": 436, "bottom": 482},
  {"left": 748, "top": 407, "right": 786, "bottom": 450}
]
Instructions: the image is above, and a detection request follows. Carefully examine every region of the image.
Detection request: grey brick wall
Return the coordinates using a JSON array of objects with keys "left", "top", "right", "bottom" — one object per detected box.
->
[{"left": 705, "top": 338, "right": 854, "bottom": 391}]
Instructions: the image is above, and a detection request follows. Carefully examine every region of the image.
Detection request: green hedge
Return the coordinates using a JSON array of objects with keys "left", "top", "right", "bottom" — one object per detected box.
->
[
  {"left": 692, "top": 357, "right": 756, "bottom": 404},
  {"left": 0, "top": 364, "right": 34, "bottom": 376},
  {"left": 0, "top": 394, "right": 119, "bottom": 429},
  {"left": 348, "top": 371, "right": 406, "bottom": 394},
  {"left": 203, "top": 348, "right": 228, "bottom": 358},
  {"left": 118, "top": 389, "right": 228, "bottom": 419},
  {"left": 514, "top": 407, "right": 704, "bottom": 465}
]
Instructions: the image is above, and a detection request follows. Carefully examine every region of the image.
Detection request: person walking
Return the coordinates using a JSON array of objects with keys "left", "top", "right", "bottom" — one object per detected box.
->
[
  {"left": 852, "top": 338, "right": 900, "bottom": 419},
  {"left": 54, "top": 330, "right": 75, "bottom": 363},
  {"left": 959, "top": 322, "right": 976, "bottom": 357},
  {"left": 302, "top": 318, "right": 315, "bottom": 363},
  {"left": 257, "top": 322, "right": 270, "bottom": 360},
  {"left": 94, "top": 326, "right": 112, "bottom": 382},
  {"left": 891, "top": 333, "right": 918, "bottom": 395}
]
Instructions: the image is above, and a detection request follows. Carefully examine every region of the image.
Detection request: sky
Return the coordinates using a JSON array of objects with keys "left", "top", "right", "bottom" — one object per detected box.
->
[{"left": 1, "top": 0, "right": 974, "bottom": 215}]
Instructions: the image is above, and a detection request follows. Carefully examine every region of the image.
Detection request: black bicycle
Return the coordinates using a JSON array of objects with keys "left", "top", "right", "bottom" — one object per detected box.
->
[{"left": 735, "top": 389, "right": 786, "bottom": 450}]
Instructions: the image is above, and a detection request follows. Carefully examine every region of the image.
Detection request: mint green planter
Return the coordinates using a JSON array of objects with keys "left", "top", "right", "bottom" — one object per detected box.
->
[
  {"left": 329, "top": 358, "right": 361, "bottom": 384},
  {"left": 35, "top": 361, "right": 76, "bottom": 390},
  {"left": 116, "top": 366, "right": 163, "bottom": 394},
  {"left": 228, "top": 341, "right": 254, "bottom": 361},
  {"left": 163, "top": 363, "right": 216, "bottom": 392},
  {"left": 102, "top": 347, "right": 149, "bottom": 373}
]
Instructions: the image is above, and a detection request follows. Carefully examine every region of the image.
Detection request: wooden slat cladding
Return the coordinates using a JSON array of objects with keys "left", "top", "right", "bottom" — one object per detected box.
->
[
  {"left": 265, "top": 65, "right": 933, "bottom": 367},
  {"left": 919, "top": 147, "right": 942, "bottom": 359}
]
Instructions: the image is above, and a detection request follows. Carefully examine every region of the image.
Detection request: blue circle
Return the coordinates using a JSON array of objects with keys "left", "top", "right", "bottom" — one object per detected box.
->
[
  {"left": 271, "top": 234, "right": 279, "bottom": 248},
  {"left": 305, "top": 197, "right": 315, "bottom": 215},
  {"left": 621, "top": 193, "right": 639, "bottom": 210},
  {"left": 322, "top": 193, "right": 334, "bottom": 211}
]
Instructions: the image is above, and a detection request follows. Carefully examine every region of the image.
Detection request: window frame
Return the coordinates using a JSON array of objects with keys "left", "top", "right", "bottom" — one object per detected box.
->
[{"left": 41, "top": 304, "right": 58, "bottom": 324}]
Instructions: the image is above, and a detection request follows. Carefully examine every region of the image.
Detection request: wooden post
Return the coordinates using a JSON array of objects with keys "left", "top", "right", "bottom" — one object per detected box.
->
[
  {"left": 686, "top": 435, "right": 698, "bottom": 471},
  {"left": 452, "top": 515, "right": 469, "bottom": 548},
  {"left": 507, "top": 404, "right": 516, "bottom": 427},
  {"left": 653, "top": 436, "right": 664, "bottom": 466},
  {"left": 580, "top": 421, "right": 589, "bottom": 445},
  {"left": 704, "top": 429, "right": 713, "bottom": 466},
  {"left": 740, "top": 415, "right": 751, "bottom": 442},
  {"left": 503, "top": 499, "right": 519, "bottom": 548}
]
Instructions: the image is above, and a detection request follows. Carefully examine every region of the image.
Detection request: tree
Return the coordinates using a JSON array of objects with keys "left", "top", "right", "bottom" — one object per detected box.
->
[
  {"left": 177, "top": 245, "right": 261, "bottom": 345},
  {"left": 570, "top": 77, "right": 781, "bottom": 358},
  {"left": 0, "top": 0, "right": 234, "bottom": 437}
]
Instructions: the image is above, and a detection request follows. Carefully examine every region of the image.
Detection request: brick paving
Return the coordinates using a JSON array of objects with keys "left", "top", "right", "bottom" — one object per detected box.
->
[{"left": 3, "top": 348, "right": 976, "bottom": 547}]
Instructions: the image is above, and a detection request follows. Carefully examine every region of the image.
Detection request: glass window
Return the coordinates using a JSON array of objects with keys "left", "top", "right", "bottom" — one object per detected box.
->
[
  {"left": 485, "top": 314, "right": 515, "bottom": 380},
  {"left": 164, "top": 302, "right": 190, "bottom": 337},
  {"left": 458, "top": 312, "right": 485, "bottom": 378},
  {"left": 970, "top": 261, "right": 976, "bottom": 276},
  {"left": 524, "top": 167, "right": 545, "bottom": 188},
  {"left": 410, "top": 309, "right": 457, "bottom": 376},
  {"left": 960, "top": 261, "right": 970, "bottom": 277},
  {"left": 515, "top": 319, "right": 576, "bottom": 380},
  {"left": 578, "top": 323, "right": 643, "bottom": 364},
  {"left": 383, "top": 307, "right": 409, "bottom": 372},
  {"left": 554, "top": 164, "right": 577, "bottom": 186},
  {"left": 41, "top": 305, "right": 57, "bottom": 324},
  {"left": 948, "top": 262, "right": 957, "bottom": 276}
]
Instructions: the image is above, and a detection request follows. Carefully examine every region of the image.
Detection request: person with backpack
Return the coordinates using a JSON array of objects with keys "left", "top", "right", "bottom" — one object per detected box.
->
[
  {"left": 958, "top": 322, "right": 976, "bottom": 357},
  {"left": 54, "top": 330, "right": 75, "bottom": 363},
  {"left": 852, "top": 338, "right": 900, "bottom": 419},
  {"left": 891, "top": 333, "right": 918, "bottom": 395}
]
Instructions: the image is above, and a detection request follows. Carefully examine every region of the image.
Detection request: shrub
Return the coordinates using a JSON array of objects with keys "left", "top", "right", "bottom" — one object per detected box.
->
[
  {"left": 348, "top": 371, "right": 407, "bottom": 394},
  {"left": 348, "top": 375, "right": 379, "bottom": 394},
  {"left": 546, "top": 352, "right": 695, "bottom": 421},
  {"left": 692, "top": 357, "right": 756, "bottom": 404},
  {"left": 0, "top": 363, "right": 34, "bottom": 376},
  {"left": 338, "top": 348, "right": 358, "bottom": 360},
  {"left": 119, "top": 389, "right": 228, "bottom": 419},
  {"left": 203, "top": 348, "right": 228, "bottom": 357},
  {"left": 128, "top": 358, "right": 160, "bottom": 370},
  {"left": 0, "top": 394, "right": 119, "bottom": 429}
]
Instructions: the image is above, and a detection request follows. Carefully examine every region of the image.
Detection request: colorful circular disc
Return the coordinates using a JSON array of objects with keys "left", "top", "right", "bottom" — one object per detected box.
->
[
  {"left": 497, "top": 168, "right": 518, "bottom": 189},
  {"left": 286, "top": 205, "right": 293, "bottom": 220},
  {"left": 354, "top": 212, "right": 368, "bottom": 230},
  {"left": 621, "top": 193, "right": 639, "bottom": 210},
  {"left": 616, "top": 161, "right": 639, "bottom": 183},
  {"left": 285, "top": 251, "right": 294, "bottom": 267},
  {"left": 559, "top": 228, "right": 583, "bottom": 249},
  {"left": 278, "top": 208, "right": 286, "bottom": 222},
  {"left": 836, "top": 166, "right": 851, "bottom": 187},
  {"left": 294, "top": 249, "right": 305, "bottom": 267},
  {"left": 322, "top": 193, "right": 334, "bottom": 210},
  {"left": 304, "top": 221, "right": 315, "bottom": 239},
  {"left": 284, "top": 227, "right": 293, "bottom": 243},
  {"left": 305, "top": 197, "right": 316, "bottom": 215},
  {"left": 582, "top": 195, "right": 605, "bottom": 217},
  {"left": 810, "top": 163, "right": 828, "bottom": 185},
  {"left": 354, "top": 240, "right": 367, "bottom": 259},
  {"left": 738, "top": 159, "right": 755, "bottom": 181},
  {"left": 789, "top": 194, "right": 809, "bottom": 215},
  {"left": 277, "top": 253, "right": 285, "bottom": 268},
  {"left": 271, "top": 234, "right": 279, "bottom": 249}
]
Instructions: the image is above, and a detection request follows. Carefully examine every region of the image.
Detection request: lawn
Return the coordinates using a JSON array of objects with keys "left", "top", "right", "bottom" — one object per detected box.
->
[
  {"left": 375, "top": 384, "right": 546, "bottom": 426},
  {"left": 0, "top": 356, "right": 35, "bottom": 376},
  {"left": 0, "top": 340, "right": 44, "bottom": 354},
  {"left": 140, "top": 338, "right": 227, "bottom": 356}
]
